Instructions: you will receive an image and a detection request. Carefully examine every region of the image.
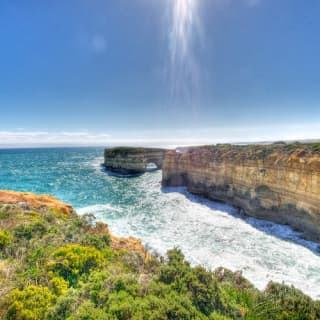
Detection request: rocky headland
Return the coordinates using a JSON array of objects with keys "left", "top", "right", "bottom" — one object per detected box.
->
[
  {"left": 0, "top": 190, "right": 148, "bottom": 257},
  {"left": 162, "top": 143, "right": 320, "bottom": 241}
]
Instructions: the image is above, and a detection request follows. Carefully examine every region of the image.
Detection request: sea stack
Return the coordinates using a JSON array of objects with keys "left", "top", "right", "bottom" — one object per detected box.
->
[{"left": 104, "top": 147, "right": 168, "bottom": 174}]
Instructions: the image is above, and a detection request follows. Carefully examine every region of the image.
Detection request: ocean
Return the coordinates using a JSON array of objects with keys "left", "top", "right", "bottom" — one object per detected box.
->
[{"left": 0, "top": 147, "right": 319, "bottom": 299}]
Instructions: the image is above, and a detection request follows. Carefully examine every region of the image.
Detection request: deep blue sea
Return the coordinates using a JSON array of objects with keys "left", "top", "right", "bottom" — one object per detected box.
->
[{"left": 0, "top": 147, "right": 320, "bottom": 299}]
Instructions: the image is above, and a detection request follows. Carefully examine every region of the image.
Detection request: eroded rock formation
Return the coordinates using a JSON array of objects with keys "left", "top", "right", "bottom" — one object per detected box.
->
[
  {"left": 104, "top": 147, "right": 167, "bottom": 173},
  {"left": 162, "top": 143, "right": 320, "bottom": 241}
]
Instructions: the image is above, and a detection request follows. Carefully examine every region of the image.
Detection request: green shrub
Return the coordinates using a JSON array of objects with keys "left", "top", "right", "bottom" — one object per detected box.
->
[
  {"left": 185, "top": 266, "right": 222, "bottom": 315},
  {"left": 14, "top": 224, "right": 33, "bottom": 240},
  {"left": 0, "top": 211, "right": 10, "bottom": 219},
  {"left": 47, "top": 290, "right": 78, "bottom": 320},
  {"left": 47, "top": 244, "right": 104, "bottom": 286},
  {"left": 253, "top": 282, "right": 320, "bottom": 320},
  {"left": 107, "top": 291, "right": 136, "bottom": 319},
  {"left": 50, "top": 207, "right": 69, "bottom": 220},
  {"left": 49, "top": 277, "right": 69, "bottom": 295},
  {"left": 120, "top": 251, "right": 145, "bottom": 273},
  {"left": 68, "top": 301, "right": 108, "bottom": 320},
  {"left": 14, "top": 221, "right": 47, "bottom": 240},
  {"left": 131, "top": 291, "right": 207, "bottom": 320},
  {"left": 6, "top": 285, "right": 56, "bottom": 320},
  {"left": 0, "top": 230, "right": 12, "bottom": 249},
  {"left": 81, "top": 233, "right": 110, "bottom": 250},
  {"left": 158, "top": 248, "right": 190, "bottom": 285},
  {"left": 209, "top": 312, "right": 232, "bottom": 320},
  {"left": 80, "top": 271, "right": 110, "bottom": 305}
]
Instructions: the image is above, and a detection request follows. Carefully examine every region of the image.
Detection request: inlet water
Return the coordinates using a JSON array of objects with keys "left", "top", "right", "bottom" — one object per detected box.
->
[{"left": 0, "top": 147, "right": 319, "bottom": 299}]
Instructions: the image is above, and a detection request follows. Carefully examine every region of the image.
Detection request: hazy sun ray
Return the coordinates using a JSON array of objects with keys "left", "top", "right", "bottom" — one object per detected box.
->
[
  {"left": 171, "top": 0, "right": 197, "bottom": 64},
  {"left": 168, "top": 0, "right": 200, "bottom": 104}
]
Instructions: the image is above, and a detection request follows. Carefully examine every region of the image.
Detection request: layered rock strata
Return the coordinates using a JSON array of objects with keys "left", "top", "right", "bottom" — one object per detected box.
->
[
  {"left": 162, "top": 143, "right": 320, "bottom": 241},
  {"left": 104, "top": 147, "right": 168, "bottom": 173}
]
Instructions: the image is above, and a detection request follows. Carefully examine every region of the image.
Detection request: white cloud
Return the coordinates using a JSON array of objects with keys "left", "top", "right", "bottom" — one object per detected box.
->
[
  {"left": 0, "top": 124, "right": 319, "bottom": 149},
  {"left": 0, "top": 131, "right": 49, "bottom": 137},
  {"left": 61, "top": 131, "right": 90, "bottom": 136},
  {"left": 0, "top": 131, "right": 111, "bottom": 148}
]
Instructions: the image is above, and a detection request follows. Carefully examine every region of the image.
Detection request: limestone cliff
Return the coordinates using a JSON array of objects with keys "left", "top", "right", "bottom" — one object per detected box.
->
[
  {"left": 162, "top": 143, "right": 320, "bottom": 241},
  {"left": 104, "top": 147, "right": 168, "bottom": 173}
]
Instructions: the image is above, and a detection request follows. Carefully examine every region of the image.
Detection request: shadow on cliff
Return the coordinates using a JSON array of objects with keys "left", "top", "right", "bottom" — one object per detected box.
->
[
  {"left": 161, "top": 186, "right": 320, "bottom": 257},
  {"left": 100, "top": 165, "right": 144, "bottom": 178}
]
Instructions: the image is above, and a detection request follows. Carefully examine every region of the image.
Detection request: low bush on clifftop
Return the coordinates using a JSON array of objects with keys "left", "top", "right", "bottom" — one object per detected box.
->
[
  {"left": 0, "top": 199, "right": 319, "bottom": 320},
  {"left": 191, "top": 141, "right": 320, "bottom": 157}
]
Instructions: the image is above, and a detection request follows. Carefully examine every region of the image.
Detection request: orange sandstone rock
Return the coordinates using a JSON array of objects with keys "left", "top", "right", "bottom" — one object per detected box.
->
[{"left": 0, "top": 190, "right": 73, "bottom": 216}]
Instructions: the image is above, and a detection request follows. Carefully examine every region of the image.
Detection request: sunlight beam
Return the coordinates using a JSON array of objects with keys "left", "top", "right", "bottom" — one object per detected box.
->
[{"left": 168, "top": 0, "right": 200, "bottom": 104}]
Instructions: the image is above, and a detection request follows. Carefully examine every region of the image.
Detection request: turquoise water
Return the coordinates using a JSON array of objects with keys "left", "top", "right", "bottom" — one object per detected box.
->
[{"left": 1, "top": 147, "right": 320, "bottom": 299}]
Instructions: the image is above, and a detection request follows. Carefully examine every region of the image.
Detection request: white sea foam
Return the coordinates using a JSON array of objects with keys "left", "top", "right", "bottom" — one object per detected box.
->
[
  {"left": 77, "top": 169, "right": 320, "bottom": 299},
  {"left": 77, "top": 204, "right": 123, "bottom": 216}
]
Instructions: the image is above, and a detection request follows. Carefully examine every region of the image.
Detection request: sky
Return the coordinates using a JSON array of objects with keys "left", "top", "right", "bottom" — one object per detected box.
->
[{"left": 0, "top": 0, "right": 319, "bottom": 147}]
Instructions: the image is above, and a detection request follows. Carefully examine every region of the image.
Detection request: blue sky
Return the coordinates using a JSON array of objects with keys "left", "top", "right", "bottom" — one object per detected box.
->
[{"left": 0, "top": 0, "right": 319, "bottom": 147}]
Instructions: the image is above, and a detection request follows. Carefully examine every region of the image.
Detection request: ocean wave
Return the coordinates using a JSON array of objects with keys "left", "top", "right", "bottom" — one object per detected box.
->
[{"left": 77, "top": 204, "right": 123, "bottom": 215}]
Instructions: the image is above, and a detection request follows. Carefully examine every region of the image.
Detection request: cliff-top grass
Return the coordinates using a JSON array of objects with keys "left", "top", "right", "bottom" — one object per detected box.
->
[
  {"left": 188, "top": 141, "right": 320, "bottom": 156},
  {"left": 105, "top": 147, "right": 167, "bottom": 156}
]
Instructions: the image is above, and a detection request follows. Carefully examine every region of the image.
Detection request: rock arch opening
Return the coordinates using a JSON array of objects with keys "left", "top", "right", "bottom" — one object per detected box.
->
[
  {"left": 146, "top": 162, "right": 158, "bottom": 171},
  {"left": 104, "top": 147, "right": 168, "bottom": 174}
]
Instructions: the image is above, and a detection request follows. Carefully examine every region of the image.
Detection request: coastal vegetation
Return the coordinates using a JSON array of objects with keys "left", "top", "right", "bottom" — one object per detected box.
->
[
  {"left": 0, "top": 194, "right": 320, "bottom": 319},
  {"left": 188, "top": 141, "right": 320, "bottom": 155},
  {"left": 105, "top": 147, "right": 167, "bottom": 156}
]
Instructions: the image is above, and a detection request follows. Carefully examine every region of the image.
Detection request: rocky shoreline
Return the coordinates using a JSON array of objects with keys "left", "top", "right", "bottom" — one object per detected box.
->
[{"left": 104, "top": 143, "right": 320, "bottom": 241}]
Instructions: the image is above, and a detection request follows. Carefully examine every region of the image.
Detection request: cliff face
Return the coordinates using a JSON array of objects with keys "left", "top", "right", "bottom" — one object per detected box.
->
[
  {"left": 162, "top": 143, "right": 320, "bottom": 241},
  {"left": 104, "top": 147, "right": 168, "bottom": 173}
]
